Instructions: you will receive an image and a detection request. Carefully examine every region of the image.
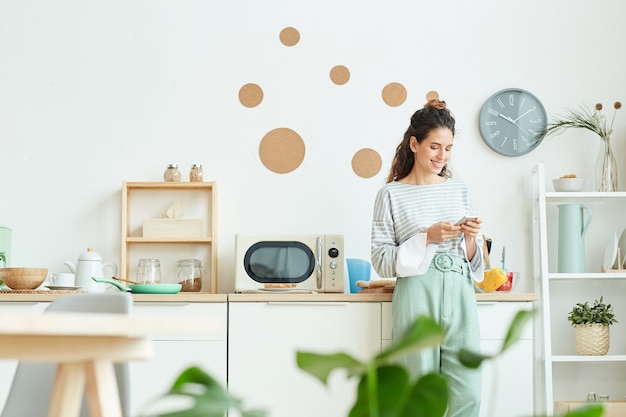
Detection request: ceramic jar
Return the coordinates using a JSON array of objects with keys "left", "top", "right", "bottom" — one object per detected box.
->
[{"left": 164, "top": 164, "right": 181, "bottom": 182}]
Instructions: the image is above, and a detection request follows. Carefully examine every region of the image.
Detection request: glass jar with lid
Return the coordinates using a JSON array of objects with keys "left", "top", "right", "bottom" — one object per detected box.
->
[
  {"left": 164, "top": 164, "right": 181, "bottom": 182},
  {"left": 137, "top": 259, "right": 161, "bottom": 284},
  {"left": 176, "top": 259, "right": 203, "bottom": 292},
  {"left": 189, "top": 164, "right": 204, "bottom": 182}
]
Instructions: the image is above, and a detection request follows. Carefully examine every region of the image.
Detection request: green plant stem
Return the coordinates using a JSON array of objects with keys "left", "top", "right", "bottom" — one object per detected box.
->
[{"left": 367, "top": 362, "right": 379, "bottom": 417}]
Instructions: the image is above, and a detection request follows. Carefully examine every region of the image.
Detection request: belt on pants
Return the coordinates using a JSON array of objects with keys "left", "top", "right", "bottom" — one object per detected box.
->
[{"left": 431, "top": 253, "right": 466, "bottom": 274}]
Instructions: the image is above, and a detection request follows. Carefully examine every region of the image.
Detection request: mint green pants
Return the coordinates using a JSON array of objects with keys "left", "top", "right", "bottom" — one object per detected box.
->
[{"left": 392, "top": 253, "right": 481, "bottom": 417}]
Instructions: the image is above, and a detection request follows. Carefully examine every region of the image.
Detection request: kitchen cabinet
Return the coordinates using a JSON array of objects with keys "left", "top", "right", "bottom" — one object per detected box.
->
[
  {"left": 0, "top": 302, "right": 47, "bottom": 413},
  {"left": 383, "top": 301, "right": 534, "bottom": 417},
  {"left": 532, "top": 163, "right": 626, "bottom": 415},
  {"left": 121, "top": 181, "right": 217, "bottom": 293},
  {"left": 477, "top": 302, "right": 534, "bottom": 417},
  {"left": 228, "top": 300, "right": 383, "bottom": 417},
  {"left": 0, "top": 297, "right": 228, "bottom": 416},
  {"left": 229, "top": 297, "right": 533, "bottom": 417},
  {"left": 0, "top": 293, "right": 534, "bottom": 416},
  {"left": 129, "top": 300, "right": 227, "bottom": 415}
]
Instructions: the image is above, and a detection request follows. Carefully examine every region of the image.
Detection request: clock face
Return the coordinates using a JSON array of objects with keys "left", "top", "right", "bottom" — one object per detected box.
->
[{"left": 478, "top": 88, "right": 547, "bottom": 156}]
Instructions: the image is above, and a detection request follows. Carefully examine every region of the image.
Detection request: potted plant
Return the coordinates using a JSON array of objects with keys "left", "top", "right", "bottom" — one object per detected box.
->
[{"left": 568, "top": 296, "right": 618, "bottom": 356}]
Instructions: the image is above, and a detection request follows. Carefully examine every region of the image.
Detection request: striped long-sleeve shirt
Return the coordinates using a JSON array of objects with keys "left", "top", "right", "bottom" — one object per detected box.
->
[{"left": 371, "top": 179, "right": 483, "bottom": 279}]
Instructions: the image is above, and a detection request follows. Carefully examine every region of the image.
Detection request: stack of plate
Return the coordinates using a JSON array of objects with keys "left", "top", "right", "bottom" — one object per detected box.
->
[{"left": 604, "top": 229, "right": 626, "bottom": 271}]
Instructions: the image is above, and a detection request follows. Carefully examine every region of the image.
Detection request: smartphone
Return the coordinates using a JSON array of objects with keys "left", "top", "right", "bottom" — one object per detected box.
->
[{"left": 455, "top": 216, "right": 479, "bottom": 225}]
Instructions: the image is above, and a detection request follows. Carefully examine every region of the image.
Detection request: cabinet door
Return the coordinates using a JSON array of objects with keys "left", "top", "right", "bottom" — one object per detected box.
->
[
  {"left": 478, "top": 302, "right": 533, "bottom": 417},
  {"left": 382, "top": 301, "right": 534, "bottom": 417},
  {"left": 228, "top": 302, "right": 382, "bottom": 417},
  {"left": 129, "top": 340, "right": 227, "bottom": 415},
  {"left": 129, "top": 302, "right": 228, "bottom": 416},
  {"left": 480, "top": 339, "right": 533, "bottom": 417},
  {"left": 0, "top": 302, "right": 48, "bottom": 412}
]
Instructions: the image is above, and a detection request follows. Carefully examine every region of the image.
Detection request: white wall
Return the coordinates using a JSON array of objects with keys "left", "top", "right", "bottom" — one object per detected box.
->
[{"left": 1, "top": 0, "right": 625, "bottom": 293}]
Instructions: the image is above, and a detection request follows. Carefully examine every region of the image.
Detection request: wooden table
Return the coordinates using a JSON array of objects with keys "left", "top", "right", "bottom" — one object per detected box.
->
[{"left": 0, "top": 312, "right": 218, "bottom": 417}]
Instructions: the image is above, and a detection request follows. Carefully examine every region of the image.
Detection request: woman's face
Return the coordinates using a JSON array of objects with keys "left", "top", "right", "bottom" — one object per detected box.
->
[{"left": 410, "top": 127, "right": 454, "bottom": 175}]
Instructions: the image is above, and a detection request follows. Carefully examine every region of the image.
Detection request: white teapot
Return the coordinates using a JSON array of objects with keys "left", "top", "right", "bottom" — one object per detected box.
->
[{"left": 65, "top": 247, "right": 118, "bottom": 293}]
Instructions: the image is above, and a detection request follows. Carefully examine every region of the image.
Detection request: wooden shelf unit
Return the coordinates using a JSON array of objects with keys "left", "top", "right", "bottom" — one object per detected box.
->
[
  {"left": 532, "top": 163, "right": 626, "bottom": 415},
  {"left": 121, "top": 181, "right": 217, "bottom": 294}
]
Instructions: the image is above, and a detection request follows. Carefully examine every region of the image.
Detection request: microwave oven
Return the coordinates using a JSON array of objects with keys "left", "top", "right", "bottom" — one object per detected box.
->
[{"left": 234, "top": 234, "right": 345, "bottom": 293}]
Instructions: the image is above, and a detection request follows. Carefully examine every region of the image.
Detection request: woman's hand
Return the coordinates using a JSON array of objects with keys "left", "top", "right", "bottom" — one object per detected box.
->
[
  {"left": 425, "top": 219, "right": 482, "bottom": 259},
  {"left": 461, "top": 218, "right": 482, "bottom": 260},
  {"left": 460, "top": 218, "right": 482, "bottom": 239},
  {"left": 425, "top": 221, "right": 466, "bottom": 244}
]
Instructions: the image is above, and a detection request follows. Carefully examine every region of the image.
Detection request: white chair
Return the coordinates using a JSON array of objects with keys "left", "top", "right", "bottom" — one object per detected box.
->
[{"left": 1, "top": 293, "right": 133, "bottom": 417}]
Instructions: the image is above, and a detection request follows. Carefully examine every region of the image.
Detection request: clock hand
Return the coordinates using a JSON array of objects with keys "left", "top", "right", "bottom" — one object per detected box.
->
[
  {"left": 498, "top": 113, "right": 530, "bottom": 136},
  {"left": 511, "top": 120, "right": 530, "bottom": 136},
  {"left": 513, "top": 107, "right": 535, "bottom": 123},
  {"left": 498, "top": 113, "right": 515, "bottom": 123}
]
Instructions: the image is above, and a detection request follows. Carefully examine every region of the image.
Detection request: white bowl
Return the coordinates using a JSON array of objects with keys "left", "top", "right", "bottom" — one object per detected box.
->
[{"left": 553, "top": 178, "right": 584, "bottom": 192}]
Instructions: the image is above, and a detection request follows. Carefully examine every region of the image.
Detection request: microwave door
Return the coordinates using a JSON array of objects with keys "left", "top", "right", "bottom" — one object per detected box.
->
[{"left": 316, "top": 236, "right": 323, "bottom": 289}]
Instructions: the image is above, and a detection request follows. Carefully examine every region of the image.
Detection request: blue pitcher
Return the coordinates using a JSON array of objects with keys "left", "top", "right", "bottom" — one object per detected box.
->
[{"left": 557, "top": 203, "right": 592, "bottom": 273}]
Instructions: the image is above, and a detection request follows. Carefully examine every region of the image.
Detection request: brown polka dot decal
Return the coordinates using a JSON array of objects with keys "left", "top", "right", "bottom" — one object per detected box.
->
[
  {"left": 330, "top": 65, "right": 350, "bottom": 85},
  {"left": 242, "top": 26, "right": 418, "bottom": 178},
  {"left": 239, "top": 83, "right": 264, "bottom": 108},
  {"left": 279, "top": 27, "right": 300, "bottom": 47},
  {"left": 426, "top": 90, "right": 440, "bottom": 101},
  {"left": 352, "top": 148, "right": 382, "bottom": 178},
  {"left": 382, "top": 82, "right": 407, "bottom": 107},
  {"left": 259, "top": 128, "right": 306, "bottom": 174}
]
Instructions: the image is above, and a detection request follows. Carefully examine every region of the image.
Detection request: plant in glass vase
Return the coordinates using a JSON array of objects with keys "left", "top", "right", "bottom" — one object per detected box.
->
[{"left": 545, "top": 101, "right": 622, "bottom": 192}]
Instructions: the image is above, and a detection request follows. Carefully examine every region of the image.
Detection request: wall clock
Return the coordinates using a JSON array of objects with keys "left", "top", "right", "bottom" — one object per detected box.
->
[{"left": 478, "top": 88, "right": 547, "bottom": 156}]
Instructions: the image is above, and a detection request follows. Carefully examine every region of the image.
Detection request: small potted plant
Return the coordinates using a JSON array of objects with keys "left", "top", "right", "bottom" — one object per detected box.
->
[{"left": 567, "top": 296, "right": 618, "bottom": 355}]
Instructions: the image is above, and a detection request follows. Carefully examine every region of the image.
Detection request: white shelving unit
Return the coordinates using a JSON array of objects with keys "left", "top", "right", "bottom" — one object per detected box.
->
[
  {"left": 121, "top": 181, "right": 218, "bottom": 293},
  {"left": 532, "top": 163, "right": 626, "bottom": 415}
]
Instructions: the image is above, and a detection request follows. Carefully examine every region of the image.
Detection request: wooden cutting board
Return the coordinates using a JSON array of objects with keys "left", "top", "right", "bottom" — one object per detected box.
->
[
  {"left": 358, "top": 287, "right": 394, "bottom": 293},
  {"left": 356, "top": 279, "right": 395, "bottom": 293}
]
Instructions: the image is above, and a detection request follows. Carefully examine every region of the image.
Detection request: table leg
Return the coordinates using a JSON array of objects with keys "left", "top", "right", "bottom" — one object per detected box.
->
[
  {"left": 85, "top": 359, "right": 122, "bottom": 417},
  {"left": 48, "top": 362, "right": 86, "bottom": 417}
]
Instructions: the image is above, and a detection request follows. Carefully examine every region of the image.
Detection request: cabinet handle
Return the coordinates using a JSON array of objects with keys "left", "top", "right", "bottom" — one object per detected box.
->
[
  {"left": 267, "top": 302, "right": 350, "bottom": 306},
  {"left": 134, "top": 302, "right": 191, "bottom": 307},
  {"left": 2, "top": 302, "right": 42, "bottom": 306}
]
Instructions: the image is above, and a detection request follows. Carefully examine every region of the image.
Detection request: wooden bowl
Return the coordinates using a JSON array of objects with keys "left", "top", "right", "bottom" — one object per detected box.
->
[{"left": 0, "top": 267, "right": 48, "bottom": 290}]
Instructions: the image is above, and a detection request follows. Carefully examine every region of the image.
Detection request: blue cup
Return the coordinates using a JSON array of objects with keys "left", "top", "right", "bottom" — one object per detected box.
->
[{"left": 346, "top": 258, "right": 371, "bottom": 293}]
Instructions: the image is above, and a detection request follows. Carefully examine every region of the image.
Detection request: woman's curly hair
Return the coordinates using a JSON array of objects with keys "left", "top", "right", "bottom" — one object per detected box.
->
[{"left": 386, "top": 99, "right": 455, "bottom": 182}]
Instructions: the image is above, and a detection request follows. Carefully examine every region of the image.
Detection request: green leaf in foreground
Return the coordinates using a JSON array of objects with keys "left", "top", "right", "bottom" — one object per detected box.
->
[
  {"left": 140, "top": 366, "right": 267, "bottom": 417},
  {"left": 375, "top": 316, "right": 445, "bottom": 363},
  {"left": 296, "top": 352, "right": 363, "bottom": 384},
  {"left": 460, "top": 309, "right": 535, "bottom": 368}
]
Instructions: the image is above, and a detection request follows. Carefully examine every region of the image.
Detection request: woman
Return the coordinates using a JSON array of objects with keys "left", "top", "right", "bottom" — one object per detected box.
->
[{"left": 371, "top": 98, "right": 484, "bottom": 417}]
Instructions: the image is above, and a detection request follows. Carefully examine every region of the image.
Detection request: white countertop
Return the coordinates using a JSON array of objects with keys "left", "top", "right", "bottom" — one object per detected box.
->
[
  {"left": 0, "top": 291, "right": 537, "bottom": 302},
  {"left": 0, "top": 291, "right": 227, "bottom": 302},
  {"left": 227, "top": 292, "right": 538, "bottom": 302}
]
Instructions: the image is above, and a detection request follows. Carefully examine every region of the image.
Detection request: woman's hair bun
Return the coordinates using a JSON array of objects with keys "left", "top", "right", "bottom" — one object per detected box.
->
[{"left": 424, "top": 99, "right": 447, "bottom": 110}]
